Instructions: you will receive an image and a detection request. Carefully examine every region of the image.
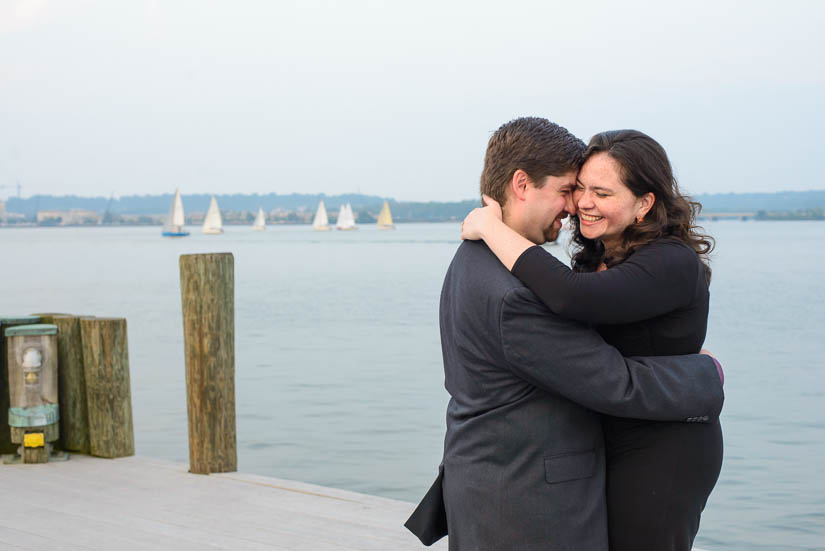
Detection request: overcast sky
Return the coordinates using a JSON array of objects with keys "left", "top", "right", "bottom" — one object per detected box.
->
[{"left": 1, "top": 0, "right": 823, "bottom": 202}]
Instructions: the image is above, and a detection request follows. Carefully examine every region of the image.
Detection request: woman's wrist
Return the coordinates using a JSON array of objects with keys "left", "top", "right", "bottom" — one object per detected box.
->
[{"left": 480, "top": 212, "right": 502, "bottom": 241}]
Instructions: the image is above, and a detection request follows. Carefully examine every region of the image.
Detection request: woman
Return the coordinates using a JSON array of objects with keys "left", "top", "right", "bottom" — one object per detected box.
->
[{"left": 461, "top": 129, "right": 723, "bottom": 551}]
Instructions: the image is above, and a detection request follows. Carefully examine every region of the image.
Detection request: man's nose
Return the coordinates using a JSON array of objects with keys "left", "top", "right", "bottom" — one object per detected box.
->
[{"left": 564, "top": 193, "right": 576, "bottom": 215}]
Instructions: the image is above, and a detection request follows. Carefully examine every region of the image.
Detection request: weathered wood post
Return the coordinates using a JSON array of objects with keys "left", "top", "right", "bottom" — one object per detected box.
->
[
  {"left": 80, "top": 317, "right": 135, "bottom": 458},
  {"left": 179, "top": 253, "right": 237, "bottom": 474},
  {"left": 36, "top": 314, "right": 91, "bottom": 454},
  {"left": 1, "top": 315, "right": 40, "bottom": 455}
]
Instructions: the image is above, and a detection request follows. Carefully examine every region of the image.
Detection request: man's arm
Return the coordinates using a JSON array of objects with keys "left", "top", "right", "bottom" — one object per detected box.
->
[{"left": 500, "top": 287, "right": 723, "bottom": 420}]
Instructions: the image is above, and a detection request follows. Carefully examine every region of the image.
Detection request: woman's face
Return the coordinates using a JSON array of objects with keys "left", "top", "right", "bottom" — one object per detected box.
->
[{"left": 574, "top": 152, "right": 653, "bottom": 248}]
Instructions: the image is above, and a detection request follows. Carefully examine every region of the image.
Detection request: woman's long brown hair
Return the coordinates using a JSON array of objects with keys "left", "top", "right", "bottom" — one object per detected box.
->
[{"left": 570, "top": 130, "right": 714, "bottom": 280}]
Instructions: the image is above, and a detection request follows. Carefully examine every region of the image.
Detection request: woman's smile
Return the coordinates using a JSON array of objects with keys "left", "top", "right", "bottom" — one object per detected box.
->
[{"left": 578, "top": 212, "right": 604, "bottom": 224}]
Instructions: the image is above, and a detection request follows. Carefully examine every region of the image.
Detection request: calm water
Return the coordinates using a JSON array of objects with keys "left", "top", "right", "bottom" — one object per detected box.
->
[{"left": 1, "top": 222, "right": 823, "bottom": 550}]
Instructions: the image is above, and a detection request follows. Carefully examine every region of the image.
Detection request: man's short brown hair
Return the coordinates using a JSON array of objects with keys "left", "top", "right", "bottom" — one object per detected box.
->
[{"left": 480, "top": 117, "right": 585, "bottom": 206}]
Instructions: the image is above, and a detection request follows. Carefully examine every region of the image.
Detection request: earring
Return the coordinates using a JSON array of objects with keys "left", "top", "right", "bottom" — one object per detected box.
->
[{"left": 636, "top": 216, "right": 643, "bottom": 224}]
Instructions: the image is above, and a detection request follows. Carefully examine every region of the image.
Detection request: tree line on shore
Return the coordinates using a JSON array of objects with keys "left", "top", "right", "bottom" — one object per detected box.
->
[{"left": 2, "top": 190, "right": 824, "bottom": 225}]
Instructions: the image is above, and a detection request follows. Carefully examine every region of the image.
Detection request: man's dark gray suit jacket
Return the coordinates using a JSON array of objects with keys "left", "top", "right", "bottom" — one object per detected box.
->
[{"left": 406, "top": 241, "right": 724, "bottom": 550}]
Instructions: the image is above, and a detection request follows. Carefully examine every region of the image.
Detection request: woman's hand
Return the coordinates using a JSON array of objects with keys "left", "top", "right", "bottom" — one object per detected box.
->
[
  {"left": 701, "top": 349, "right": 724, "bottom": 386},
  {"left": 461, "top": 195, "right": 503, "bottom": 241}
]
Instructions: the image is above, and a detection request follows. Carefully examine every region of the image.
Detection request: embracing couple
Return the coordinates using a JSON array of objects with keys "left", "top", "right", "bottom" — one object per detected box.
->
[{"left": 406, "top": 117, "right": 724, "bottom": 551}]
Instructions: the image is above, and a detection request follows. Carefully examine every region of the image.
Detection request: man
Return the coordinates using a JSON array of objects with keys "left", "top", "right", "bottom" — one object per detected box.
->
[{"left": 405, "top": 117, "right": 723, "bottom": 550}]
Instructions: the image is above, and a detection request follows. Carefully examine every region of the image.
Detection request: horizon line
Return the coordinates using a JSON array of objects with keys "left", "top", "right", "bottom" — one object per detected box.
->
[{"left": 4, "top": 188, "right": 825, "bottom": 203}]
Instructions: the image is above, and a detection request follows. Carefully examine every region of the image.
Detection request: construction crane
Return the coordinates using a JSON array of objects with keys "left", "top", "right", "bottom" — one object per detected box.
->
[
  {"left": 102, "top": 191, "right": 118, "bottom": 224},
  {"left": 0, "top": 181, "right": 22, "bottom": 198}
]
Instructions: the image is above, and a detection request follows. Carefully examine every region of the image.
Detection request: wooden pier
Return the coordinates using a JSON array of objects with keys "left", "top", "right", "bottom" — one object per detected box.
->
[
  {"left": 2, "top": 254, "right": 713, "bottom": 551},
  {"left": 2, "top": 254, "right": 444, "bottom": 549},
  {"left": 0, "top": 454, "right": 443, "bottom": 550}
]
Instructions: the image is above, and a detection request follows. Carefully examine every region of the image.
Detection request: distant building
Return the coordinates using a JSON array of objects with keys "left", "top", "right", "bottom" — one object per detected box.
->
[
  {"left": 119, "top": 214, "right": 164, "bottom": 225},
  {"left": 3, "top": 211, "right": 27, "bottom": 223},
  {"left": 36, "top": 209, "right": 100, "bottom": 225},
  {"left": 187, "top": 211, "right": 206, "bottom": 224},
  {"left": 0, "top": 201, "right": 6, "bottom": 224}
]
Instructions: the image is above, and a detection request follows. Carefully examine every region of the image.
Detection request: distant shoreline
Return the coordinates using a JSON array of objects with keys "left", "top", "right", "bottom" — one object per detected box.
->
[
  {"left": 2, "top": 191, "right": 823, "bottom": 226},
  {"left": 2, "top": 217, "right": 823, "bottom": 229}
]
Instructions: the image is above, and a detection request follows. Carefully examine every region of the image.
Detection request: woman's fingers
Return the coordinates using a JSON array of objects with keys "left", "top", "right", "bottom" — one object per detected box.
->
[
  {"left": 481, "top": 194, "right": 500, "bottom": 209},
  {"left": 462, "top": 197, "right": 505, "bottom": 240},
  {"left": 481, "top": 195, "right": 503, "bottom": 220},
  {"left": 461, "top": 207, "right": 486, "bottom": 240}
]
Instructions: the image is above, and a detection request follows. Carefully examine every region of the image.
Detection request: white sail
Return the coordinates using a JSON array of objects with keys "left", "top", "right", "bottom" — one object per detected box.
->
[
  {"left": 162, "top": 189, "right": 189, "bottom": 236},
  {"left": 202, "top": 196, "right": 224, "bottom": 234},
  {"left": 337, "top": 203, "right": 357, "bottom": 230},
  {"left": 171, "top": 190, "right": 185, "bottom": 227},
  {"left": 313, "top": 200, "right": 330, "bottom": 231},
  {"left": 336, "top": 204, "right": 347, "bottom": 229},
  {"left": 350, "top": 204, "right": 358, "bottom": 228},
  {"left": 376, "top": 200, "right": 394, "bottom": 229},
  {"left": 252, "top": 207, "right": 266, "bottom": 231}
]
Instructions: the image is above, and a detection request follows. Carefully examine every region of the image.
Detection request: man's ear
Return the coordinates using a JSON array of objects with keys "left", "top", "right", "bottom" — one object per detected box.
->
[{"left": 510, "top": 169, "right": 531, "bottom": 202}]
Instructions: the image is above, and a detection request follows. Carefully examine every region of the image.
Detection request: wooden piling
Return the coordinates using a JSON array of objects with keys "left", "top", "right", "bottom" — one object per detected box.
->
[
  {"left": 1, "top": 332, "right": 13, "bottom": 455},
  {"left": 179, "top": 253, "right": 237, "bottom": 474},
  {"left": 80, "top": 317, "right": 135, "bottom": 458},
  {"left": 36, "top": 314, "right": 91, "bottom": 454}
]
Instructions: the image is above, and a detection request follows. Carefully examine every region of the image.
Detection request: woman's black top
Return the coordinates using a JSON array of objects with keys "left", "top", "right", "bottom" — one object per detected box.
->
[{"left": 510, "top": 238, "right": 709, "bottom": 358}]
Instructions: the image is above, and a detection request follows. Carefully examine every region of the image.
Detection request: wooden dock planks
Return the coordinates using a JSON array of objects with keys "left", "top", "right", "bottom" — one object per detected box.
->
[
  {"left": 0, "top": 455, "right": 444, "bottom": 550},
  {"left": 0, "top": 455, "right": 714, "bottom": 550}
]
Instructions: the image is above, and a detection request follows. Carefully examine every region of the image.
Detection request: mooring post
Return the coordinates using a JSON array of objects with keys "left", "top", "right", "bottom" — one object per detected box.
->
[
  {"left": 80, "top": 316, "right": 135, "bottom": 458},
  {"left": 35, "top": 314, "right": 91, "bottom": 454},
  {"left": 179, "top": 252, "right": 237, "bottom": 475}
]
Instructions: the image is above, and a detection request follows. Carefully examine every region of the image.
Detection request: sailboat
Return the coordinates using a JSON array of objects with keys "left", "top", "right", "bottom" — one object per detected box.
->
[
  {"left": 312, "top": 200, "right": 330, "bottom": 231},
  {"left": 162, "top": 189, "right": 189, "bottom": 237},
  {"left": 252, "top": 207, "right": 266, "bottom": 231},
  {"left": 202, "top": 196, "right": 224, "bottom": 234},
  {"left": 376, "top": 200, "right": 395, "bottom": 230},
  {"left": 336, "top": 203, "right": 357, "bottom": 231}
]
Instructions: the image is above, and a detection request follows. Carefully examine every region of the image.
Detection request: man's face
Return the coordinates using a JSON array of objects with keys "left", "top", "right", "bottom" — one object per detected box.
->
[{"left": 520, "top": 171, "right": 578, "bottom": 244}]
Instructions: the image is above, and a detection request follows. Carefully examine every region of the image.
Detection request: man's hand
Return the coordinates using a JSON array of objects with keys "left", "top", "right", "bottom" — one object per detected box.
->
[{"left": 461, "top": 195, "right": 503, "bottom": 241}]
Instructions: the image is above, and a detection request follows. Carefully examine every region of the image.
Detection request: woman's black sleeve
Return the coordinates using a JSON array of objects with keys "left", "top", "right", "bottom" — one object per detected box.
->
[{"left": 510, "top": 241, "right": 699, "bottom": 324}]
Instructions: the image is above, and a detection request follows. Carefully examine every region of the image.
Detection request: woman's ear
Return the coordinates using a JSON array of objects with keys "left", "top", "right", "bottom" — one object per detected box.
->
[{"left": 638, "top": 192, "right": 655, "bottom": 218}]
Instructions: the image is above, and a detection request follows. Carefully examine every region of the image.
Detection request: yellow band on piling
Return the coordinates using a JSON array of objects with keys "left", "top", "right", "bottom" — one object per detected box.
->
[{"left": 24, "top": 433, "right": 45, "bottom": 448}]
